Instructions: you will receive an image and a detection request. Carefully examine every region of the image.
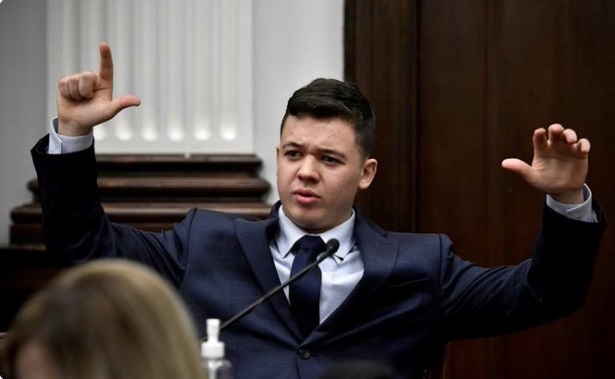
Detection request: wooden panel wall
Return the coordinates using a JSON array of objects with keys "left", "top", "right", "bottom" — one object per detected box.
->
[
  {"left": 345, "top": 1, "right": 615, "bottom": 378},
  {"left": 345, "top": 0, "right": 419, "bottom": 231}
]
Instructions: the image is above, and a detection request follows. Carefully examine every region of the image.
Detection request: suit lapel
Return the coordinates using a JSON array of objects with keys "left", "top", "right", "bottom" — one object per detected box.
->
[
  {"left": 233, "top": 206, "right": 399, "bottom": 343},
  {"left": 234, "top": 212, "right": 302, "bottom": 338},
  {"left": 307, "top": 209, "right": 399, "bottom": 343}
]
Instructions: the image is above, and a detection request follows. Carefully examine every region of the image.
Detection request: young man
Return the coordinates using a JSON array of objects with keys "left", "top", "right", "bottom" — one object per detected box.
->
[{"left": 31, "top": 43, "right": 605, "bottom": 379}]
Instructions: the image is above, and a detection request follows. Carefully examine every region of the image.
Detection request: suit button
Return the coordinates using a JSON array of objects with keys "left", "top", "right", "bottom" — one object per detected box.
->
[{"left": 298, "top": 348, "right": 311, "bottom": 359}]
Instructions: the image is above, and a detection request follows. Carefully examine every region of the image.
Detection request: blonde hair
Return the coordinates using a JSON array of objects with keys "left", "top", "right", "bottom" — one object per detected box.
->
[{"left": 3, "top": 260, "right": 206, "bottom": 379}]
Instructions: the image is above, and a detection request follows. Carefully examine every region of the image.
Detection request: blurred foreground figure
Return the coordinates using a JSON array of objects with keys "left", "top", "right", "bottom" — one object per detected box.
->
[{"left": 2, "top": 260, "right": 207, "bottom": 379}]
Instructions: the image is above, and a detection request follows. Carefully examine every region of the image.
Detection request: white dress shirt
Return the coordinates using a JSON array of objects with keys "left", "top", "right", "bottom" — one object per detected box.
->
[{"left": 272, "top": 207, "right": 363, "bottom": 322}]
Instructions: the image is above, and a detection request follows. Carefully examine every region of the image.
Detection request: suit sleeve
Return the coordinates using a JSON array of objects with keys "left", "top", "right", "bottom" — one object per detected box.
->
[
  {"left": 440, "top": 200, "right": 606, "bottom": 340},
  {"left": 31, "top": 135, "right": 190, "bottom": 287}
]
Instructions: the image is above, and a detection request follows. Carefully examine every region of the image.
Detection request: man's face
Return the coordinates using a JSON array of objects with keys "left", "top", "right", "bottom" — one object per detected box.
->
[{"left": 276, "top": 115, "right": 377, "bottom": 233}]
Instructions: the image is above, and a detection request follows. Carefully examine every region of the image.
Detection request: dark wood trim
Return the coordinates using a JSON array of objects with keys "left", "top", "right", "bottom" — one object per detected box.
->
[{"left": 345, "top": 0, "right": 419, "bottom": 232}]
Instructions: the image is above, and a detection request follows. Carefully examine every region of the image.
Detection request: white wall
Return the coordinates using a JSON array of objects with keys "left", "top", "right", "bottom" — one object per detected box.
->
[
  {"left": 253, "top": 0, "right": 344, "bottom": 205},
  {"left": 0, "top": 0, "right": 48, "bottom": 244},
  {"left": 0, "top": 0, "right": 343, "bottom": 244}
]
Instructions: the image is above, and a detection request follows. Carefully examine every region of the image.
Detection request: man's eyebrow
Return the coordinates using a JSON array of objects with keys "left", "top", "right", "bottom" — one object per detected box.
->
[
  {"left": 281, "top": 142, "right": 347, "bottom": 159},
  {"left": 281, "top": 141, "right": 303, "bottom": 149}
]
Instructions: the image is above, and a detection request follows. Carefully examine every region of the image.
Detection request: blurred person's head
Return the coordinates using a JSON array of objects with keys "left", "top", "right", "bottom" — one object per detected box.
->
[{"left": 3, "top": 260, "right": 206, "bottom": 379}]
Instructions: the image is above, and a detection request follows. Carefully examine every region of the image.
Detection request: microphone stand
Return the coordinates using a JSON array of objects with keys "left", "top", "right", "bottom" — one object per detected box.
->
[{"left": 215, "top": 240, "right": 339, "bottom": 334}]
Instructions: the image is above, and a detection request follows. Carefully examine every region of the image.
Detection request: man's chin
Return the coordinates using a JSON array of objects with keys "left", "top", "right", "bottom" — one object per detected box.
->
[{"left": 292, "top": 217, "right": 328, "bottom": 234}]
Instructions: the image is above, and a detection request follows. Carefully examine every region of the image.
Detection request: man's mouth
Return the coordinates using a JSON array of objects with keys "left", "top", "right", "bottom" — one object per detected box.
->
[{"left": 293, "top": 189, "right": 320, "bottom": 204}]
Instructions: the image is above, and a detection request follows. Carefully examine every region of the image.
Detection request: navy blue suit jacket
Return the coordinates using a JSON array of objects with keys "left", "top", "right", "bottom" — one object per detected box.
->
[{"left": 32, "top": 137, "right": 606, "bottom": 379}]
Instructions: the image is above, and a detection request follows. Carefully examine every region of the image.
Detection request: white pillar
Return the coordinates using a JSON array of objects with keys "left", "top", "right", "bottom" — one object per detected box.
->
[{"left": 47, "top": 0, "right": 253, "bottom": 154}]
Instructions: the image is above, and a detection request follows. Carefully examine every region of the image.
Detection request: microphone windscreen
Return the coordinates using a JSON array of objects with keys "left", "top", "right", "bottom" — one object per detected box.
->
[{"left": 326, "top": 238, "right": 340, "bottom": 253}]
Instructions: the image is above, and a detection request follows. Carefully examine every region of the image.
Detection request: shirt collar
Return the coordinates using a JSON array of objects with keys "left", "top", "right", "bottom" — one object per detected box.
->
[{"left": 276, "top": 206, "right": 356, "bottom": 263}]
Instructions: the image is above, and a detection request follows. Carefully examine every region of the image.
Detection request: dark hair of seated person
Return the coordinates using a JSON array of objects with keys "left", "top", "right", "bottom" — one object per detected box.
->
[{"left": 2, "top": 260, "right": 207, "bottom": 379}]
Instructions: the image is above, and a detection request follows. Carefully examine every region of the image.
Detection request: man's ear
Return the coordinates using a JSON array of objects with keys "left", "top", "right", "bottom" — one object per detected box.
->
[{"left": 358, "top": 158, "right": 378, "bottom": 190}]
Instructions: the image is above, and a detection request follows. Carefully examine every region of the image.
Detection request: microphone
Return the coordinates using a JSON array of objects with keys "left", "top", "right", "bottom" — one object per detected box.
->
[{"left": 215, "top": 238, "right": 340, "bottom": 333}]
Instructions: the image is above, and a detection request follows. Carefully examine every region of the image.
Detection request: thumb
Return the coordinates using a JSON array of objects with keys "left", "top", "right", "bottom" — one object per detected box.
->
[
  {"left": 107, "top": 95, "right": 141, "bottom": 118},
  {"left": 501, "top": 158, "right": 531, "bottom": 176}
]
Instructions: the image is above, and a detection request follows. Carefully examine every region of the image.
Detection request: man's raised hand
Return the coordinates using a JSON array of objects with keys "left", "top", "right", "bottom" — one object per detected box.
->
[
  {"left": 501, "top": 124, "right": 590, "bottom": 204},
  {"left": 56, "top": 42, "right": 141, "bottom": 136}
]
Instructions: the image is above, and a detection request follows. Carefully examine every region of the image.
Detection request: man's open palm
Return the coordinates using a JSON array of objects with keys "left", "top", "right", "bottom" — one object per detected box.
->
[{"left": 502, "top": 124, "right": 590, "bottom": 204}]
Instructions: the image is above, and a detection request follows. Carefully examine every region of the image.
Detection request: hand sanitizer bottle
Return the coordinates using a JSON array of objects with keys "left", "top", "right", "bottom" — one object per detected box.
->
[{"left": 201, "top": 319, "right": 233, "bottom": 379}]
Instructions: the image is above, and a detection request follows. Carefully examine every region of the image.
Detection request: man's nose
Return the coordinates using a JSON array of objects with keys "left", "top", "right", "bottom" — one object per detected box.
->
[{"left": 297, "top": 156, "right": 319, "bottom": 180}]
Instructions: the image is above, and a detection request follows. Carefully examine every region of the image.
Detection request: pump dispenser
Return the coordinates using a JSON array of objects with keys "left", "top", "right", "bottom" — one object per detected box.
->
[{"left": 201, "top": 319, "right": 233, "bottom": 379}]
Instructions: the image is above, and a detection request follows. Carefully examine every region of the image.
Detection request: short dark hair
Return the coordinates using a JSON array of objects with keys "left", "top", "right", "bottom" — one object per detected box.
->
[{"left": 281, "top": 78, "right": 376, "bottom": 158}]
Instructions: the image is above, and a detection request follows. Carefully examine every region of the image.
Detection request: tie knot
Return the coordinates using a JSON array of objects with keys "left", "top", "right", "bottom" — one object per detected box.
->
[{"left": 294, "top": 235, "right": 326, "bottom": 257}]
